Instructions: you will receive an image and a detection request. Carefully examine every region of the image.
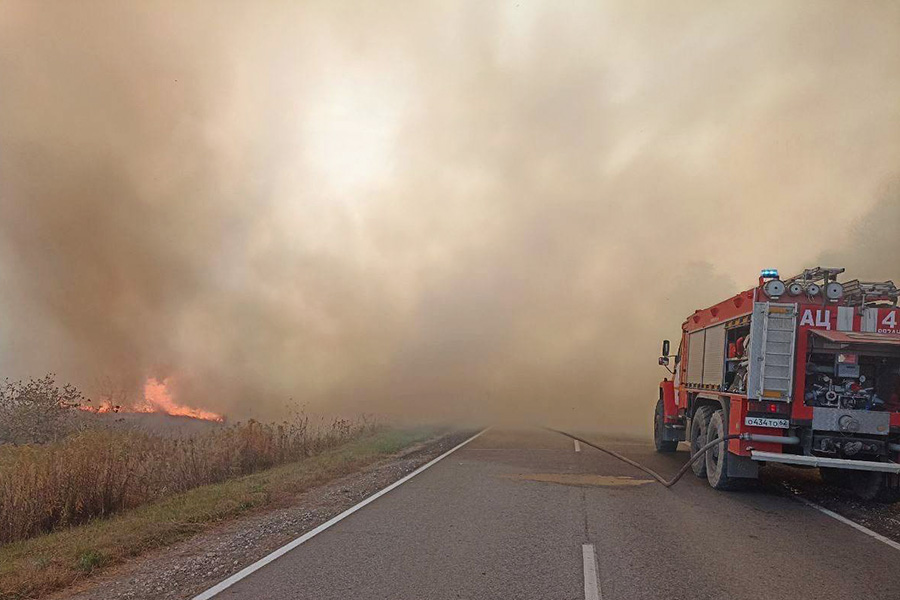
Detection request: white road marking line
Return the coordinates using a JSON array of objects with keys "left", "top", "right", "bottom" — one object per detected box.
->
[
  {"left": 191, "top": 428, "right": 490, "bottom": 600},
  {"left": 582, "top": 544, "right": 602, "bottom": 600},
  {"left": 574, "top": 439, "right": 581, "bottom": 453},
  {"left": 793, "top": 495, "right": 900, "bottom": 552}
]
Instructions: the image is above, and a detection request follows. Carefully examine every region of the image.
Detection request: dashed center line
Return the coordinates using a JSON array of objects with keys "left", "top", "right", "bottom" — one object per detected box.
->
[
  {"left": 574, "top": 439, "right": 582, "bottom": 453},
  {"left": 582, "top": 544, "right": 601, "bottom": 600}
]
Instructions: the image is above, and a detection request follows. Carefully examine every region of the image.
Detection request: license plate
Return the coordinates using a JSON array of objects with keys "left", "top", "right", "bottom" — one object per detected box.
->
[{"left": 745, "top": 416, "right": 789, "bottom": 429}]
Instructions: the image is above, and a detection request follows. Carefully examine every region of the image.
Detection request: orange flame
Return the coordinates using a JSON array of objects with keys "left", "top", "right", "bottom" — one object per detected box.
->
[
  {"left": 93, "top": 400, "right": 118, "bottom": 413},
  {"left": 76, "top": 399, "right": 119, "bottom": 413},
  {"left": 138, "top": 378, "right": 224, "bottom": 422},
  {"left": 76, "top": 377, "right": 224, "bottom": 422}
]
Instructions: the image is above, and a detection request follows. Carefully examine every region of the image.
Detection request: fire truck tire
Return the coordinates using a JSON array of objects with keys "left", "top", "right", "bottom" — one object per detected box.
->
[
  {"left": 878, "top": 473, "right": 900, "bottom": 503},
  {"left": 848, "top": 471, "right": 900, "bottom": 503},
  {"left": 705, "top": 409, "right": 738, "bottom": 490},
  {"left": 690, "top": 406, "right": 714, "bottom": 478},
  {"left": 654, "top": 398, "right": 678, "bottom": 453},
  {"left": 820, "top": 467, "right": 851, "bottom": 488}
]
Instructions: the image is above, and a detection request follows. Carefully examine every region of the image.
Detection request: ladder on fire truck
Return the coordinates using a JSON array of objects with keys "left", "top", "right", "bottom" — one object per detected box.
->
[
  {"left": 785, "top": 266, "right": 898, "bottom": 306},
  {"left": 783, "top": 266, "right": 845, "bottom": 287},
  {"left": 748, "top": 302, "right": 798, "bottom": 402},
  {"left": 843, "top": 280, "right": 899, "bottom": 307}
]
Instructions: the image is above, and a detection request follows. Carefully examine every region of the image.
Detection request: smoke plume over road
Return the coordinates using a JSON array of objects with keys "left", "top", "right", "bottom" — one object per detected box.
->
[{"left": 1, "top": 1, "right": 898, "bottom": 433}]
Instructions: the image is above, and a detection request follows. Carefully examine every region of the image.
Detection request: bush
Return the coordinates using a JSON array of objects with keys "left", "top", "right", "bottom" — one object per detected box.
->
[
  {"left": 0, "top": 415, "right": 376, "bottom": 544},
  {"left": 0, "top": 375, "right": 83, "bottom": 445}
]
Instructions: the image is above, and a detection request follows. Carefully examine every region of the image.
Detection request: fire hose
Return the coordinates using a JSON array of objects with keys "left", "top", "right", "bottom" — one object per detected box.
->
[{"left": 546, "top": 428, "right": 799, "bottom": 488}]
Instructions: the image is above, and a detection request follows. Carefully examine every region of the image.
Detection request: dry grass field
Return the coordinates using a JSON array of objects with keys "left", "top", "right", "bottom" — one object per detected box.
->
[
  {"left": 0, "top": 415, "right": 372, "bottom": 544},
  {"left": 0, "top": 427, "right": 435, "bottom": 599}
]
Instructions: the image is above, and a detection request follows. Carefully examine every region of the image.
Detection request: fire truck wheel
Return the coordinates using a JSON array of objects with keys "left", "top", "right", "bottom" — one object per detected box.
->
[
  {"left": 690, "top": 406, "right": 714, "bottom": 478},
  {"left": 878, "top": 473, "right": 900, "bottom": 503},
  {"left": 820, "top": 467, "right": 851, "bottom": 488},
  {"left": 705, "top": 409, "right": 738, "bottom": 490},
  {"left": 654, "top": 398, "right": 678, "bottom": 453},
  {"left": 849, "top": 471, "right": 900, "bottom": 503}
]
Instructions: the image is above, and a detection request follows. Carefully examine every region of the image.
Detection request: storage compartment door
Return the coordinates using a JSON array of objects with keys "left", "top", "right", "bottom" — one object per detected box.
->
[
  {"left": 686, "top": 330, "right": 706, "bottom": 387},
  {"left": 702, "top": 323, "right": 726, "bottom": 388}
]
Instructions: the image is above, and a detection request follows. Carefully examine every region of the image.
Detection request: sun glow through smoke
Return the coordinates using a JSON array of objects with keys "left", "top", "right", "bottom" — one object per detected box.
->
[{"left": 303, "top": 72, "right": 403, "bottom": 193}]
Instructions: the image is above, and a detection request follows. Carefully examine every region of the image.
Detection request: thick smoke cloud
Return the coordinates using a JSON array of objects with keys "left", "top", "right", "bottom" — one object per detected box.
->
[{"left": 1, "top": 1, "right": 898, "bottom": 434}]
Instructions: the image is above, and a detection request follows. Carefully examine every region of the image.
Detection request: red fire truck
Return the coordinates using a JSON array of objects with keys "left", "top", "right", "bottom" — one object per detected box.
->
[{"left": 655, "top": 267, "right": 900, "bottom": 501}]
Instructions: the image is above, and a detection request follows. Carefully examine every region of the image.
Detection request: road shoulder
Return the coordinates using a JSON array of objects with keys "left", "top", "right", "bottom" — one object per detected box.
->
[{"left": 47, "top": 430, "right": 474, "bottom": 600}]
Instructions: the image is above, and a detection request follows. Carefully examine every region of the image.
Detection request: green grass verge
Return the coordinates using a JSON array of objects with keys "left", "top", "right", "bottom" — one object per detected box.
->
[{"left": 0, "top": 427, "right": 437, "bottom": 600}]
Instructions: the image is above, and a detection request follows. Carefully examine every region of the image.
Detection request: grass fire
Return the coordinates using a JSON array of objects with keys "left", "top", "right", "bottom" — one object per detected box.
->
[
  {"left": 139, "top": 378, "right": 224, "bottom": 422},
  {"left": 79, "top": 377, "right": 225, "bottom": 422}
]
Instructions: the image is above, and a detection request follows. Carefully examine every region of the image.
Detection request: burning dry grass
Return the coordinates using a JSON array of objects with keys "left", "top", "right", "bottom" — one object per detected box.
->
[{"left": 0, "top": 415, "right": 372, "bottom": 545}]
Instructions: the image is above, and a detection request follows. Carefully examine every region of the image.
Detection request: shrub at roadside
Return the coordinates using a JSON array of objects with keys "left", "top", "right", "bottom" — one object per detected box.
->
[{"left": 0, "top": 375, "right": 83, "bottom": 445}]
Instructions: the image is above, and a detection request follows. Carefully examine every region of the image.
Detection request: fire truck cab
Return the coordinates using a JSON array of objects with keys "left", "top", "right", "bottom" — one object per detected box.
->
[{"left": 655, "top": 267, "right": 900, "bottom": 501}]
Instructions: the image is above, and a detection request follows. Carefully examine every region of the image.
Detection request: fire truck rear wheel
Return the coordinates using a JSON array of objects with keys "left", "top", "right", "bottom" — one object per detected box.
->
[
  {"left": 849, "top": 471, "right": 900, "bottom": 503},
  {"left": 820, "top": 467, "right": 850, "bottom": 488},
  {"left": 705, "top": 409, "right": 738, "bottom": 490},
  {"left": 690, "top": 406, "right": 714, "bottom": 478},
  {"left": 654, "top": 398, "right": 678, "bottom": 453},
  {"left": 878, "top": 473, "right": 900, "bottom": 503}
]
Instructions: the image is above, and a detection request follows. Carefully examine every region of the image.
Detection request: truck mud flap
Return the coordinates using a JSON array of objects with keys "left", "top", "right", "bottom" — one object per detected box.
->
[
  {"left": 726, "top": 453, "right": 759, "bottom": 479},
  {"left": 662, "top": 424, "right": 685, "bottom": 443}
]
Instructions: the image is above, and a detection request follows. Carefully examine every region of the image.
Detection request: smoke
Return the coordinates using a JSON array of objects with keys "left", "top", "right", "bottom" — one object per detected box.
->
[
  {"left": 819, "top": 183, "right": 900, "bottom": 280},
  {"left": 0, "top": 1, "right": 898, "bottom": 434}
]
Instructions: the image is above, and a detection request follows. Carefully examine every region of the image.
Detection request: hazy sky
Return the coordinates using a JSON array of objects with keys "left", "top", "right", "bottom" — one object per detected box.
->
[{"left": 1, "top": 1, "right": 898, "bottom": 433}]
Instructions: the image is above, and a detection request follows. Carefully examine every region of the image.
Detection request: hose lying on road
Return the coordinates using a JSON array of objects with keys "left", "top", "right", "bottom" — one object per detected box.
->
[{"left": 546, "top": 428, "right": 742, "bottom": 488}]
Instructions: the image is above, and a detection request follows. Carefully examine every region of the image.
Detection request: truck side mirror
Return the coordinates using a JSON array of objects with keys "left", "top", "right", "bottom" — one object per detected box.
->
[
  {"left": 661, "top": 340, "right": 670, "bottom": 357},
  {"left": 659, "top": 356, "right": 670, "bottom": 366}
]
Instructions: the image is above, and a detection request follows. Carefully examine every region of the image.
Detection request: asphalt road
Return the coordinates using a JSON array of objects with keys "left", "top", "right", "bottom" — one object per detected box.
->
[{"left": 208, "top": 428, "right": 900, "bottom": 600}]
